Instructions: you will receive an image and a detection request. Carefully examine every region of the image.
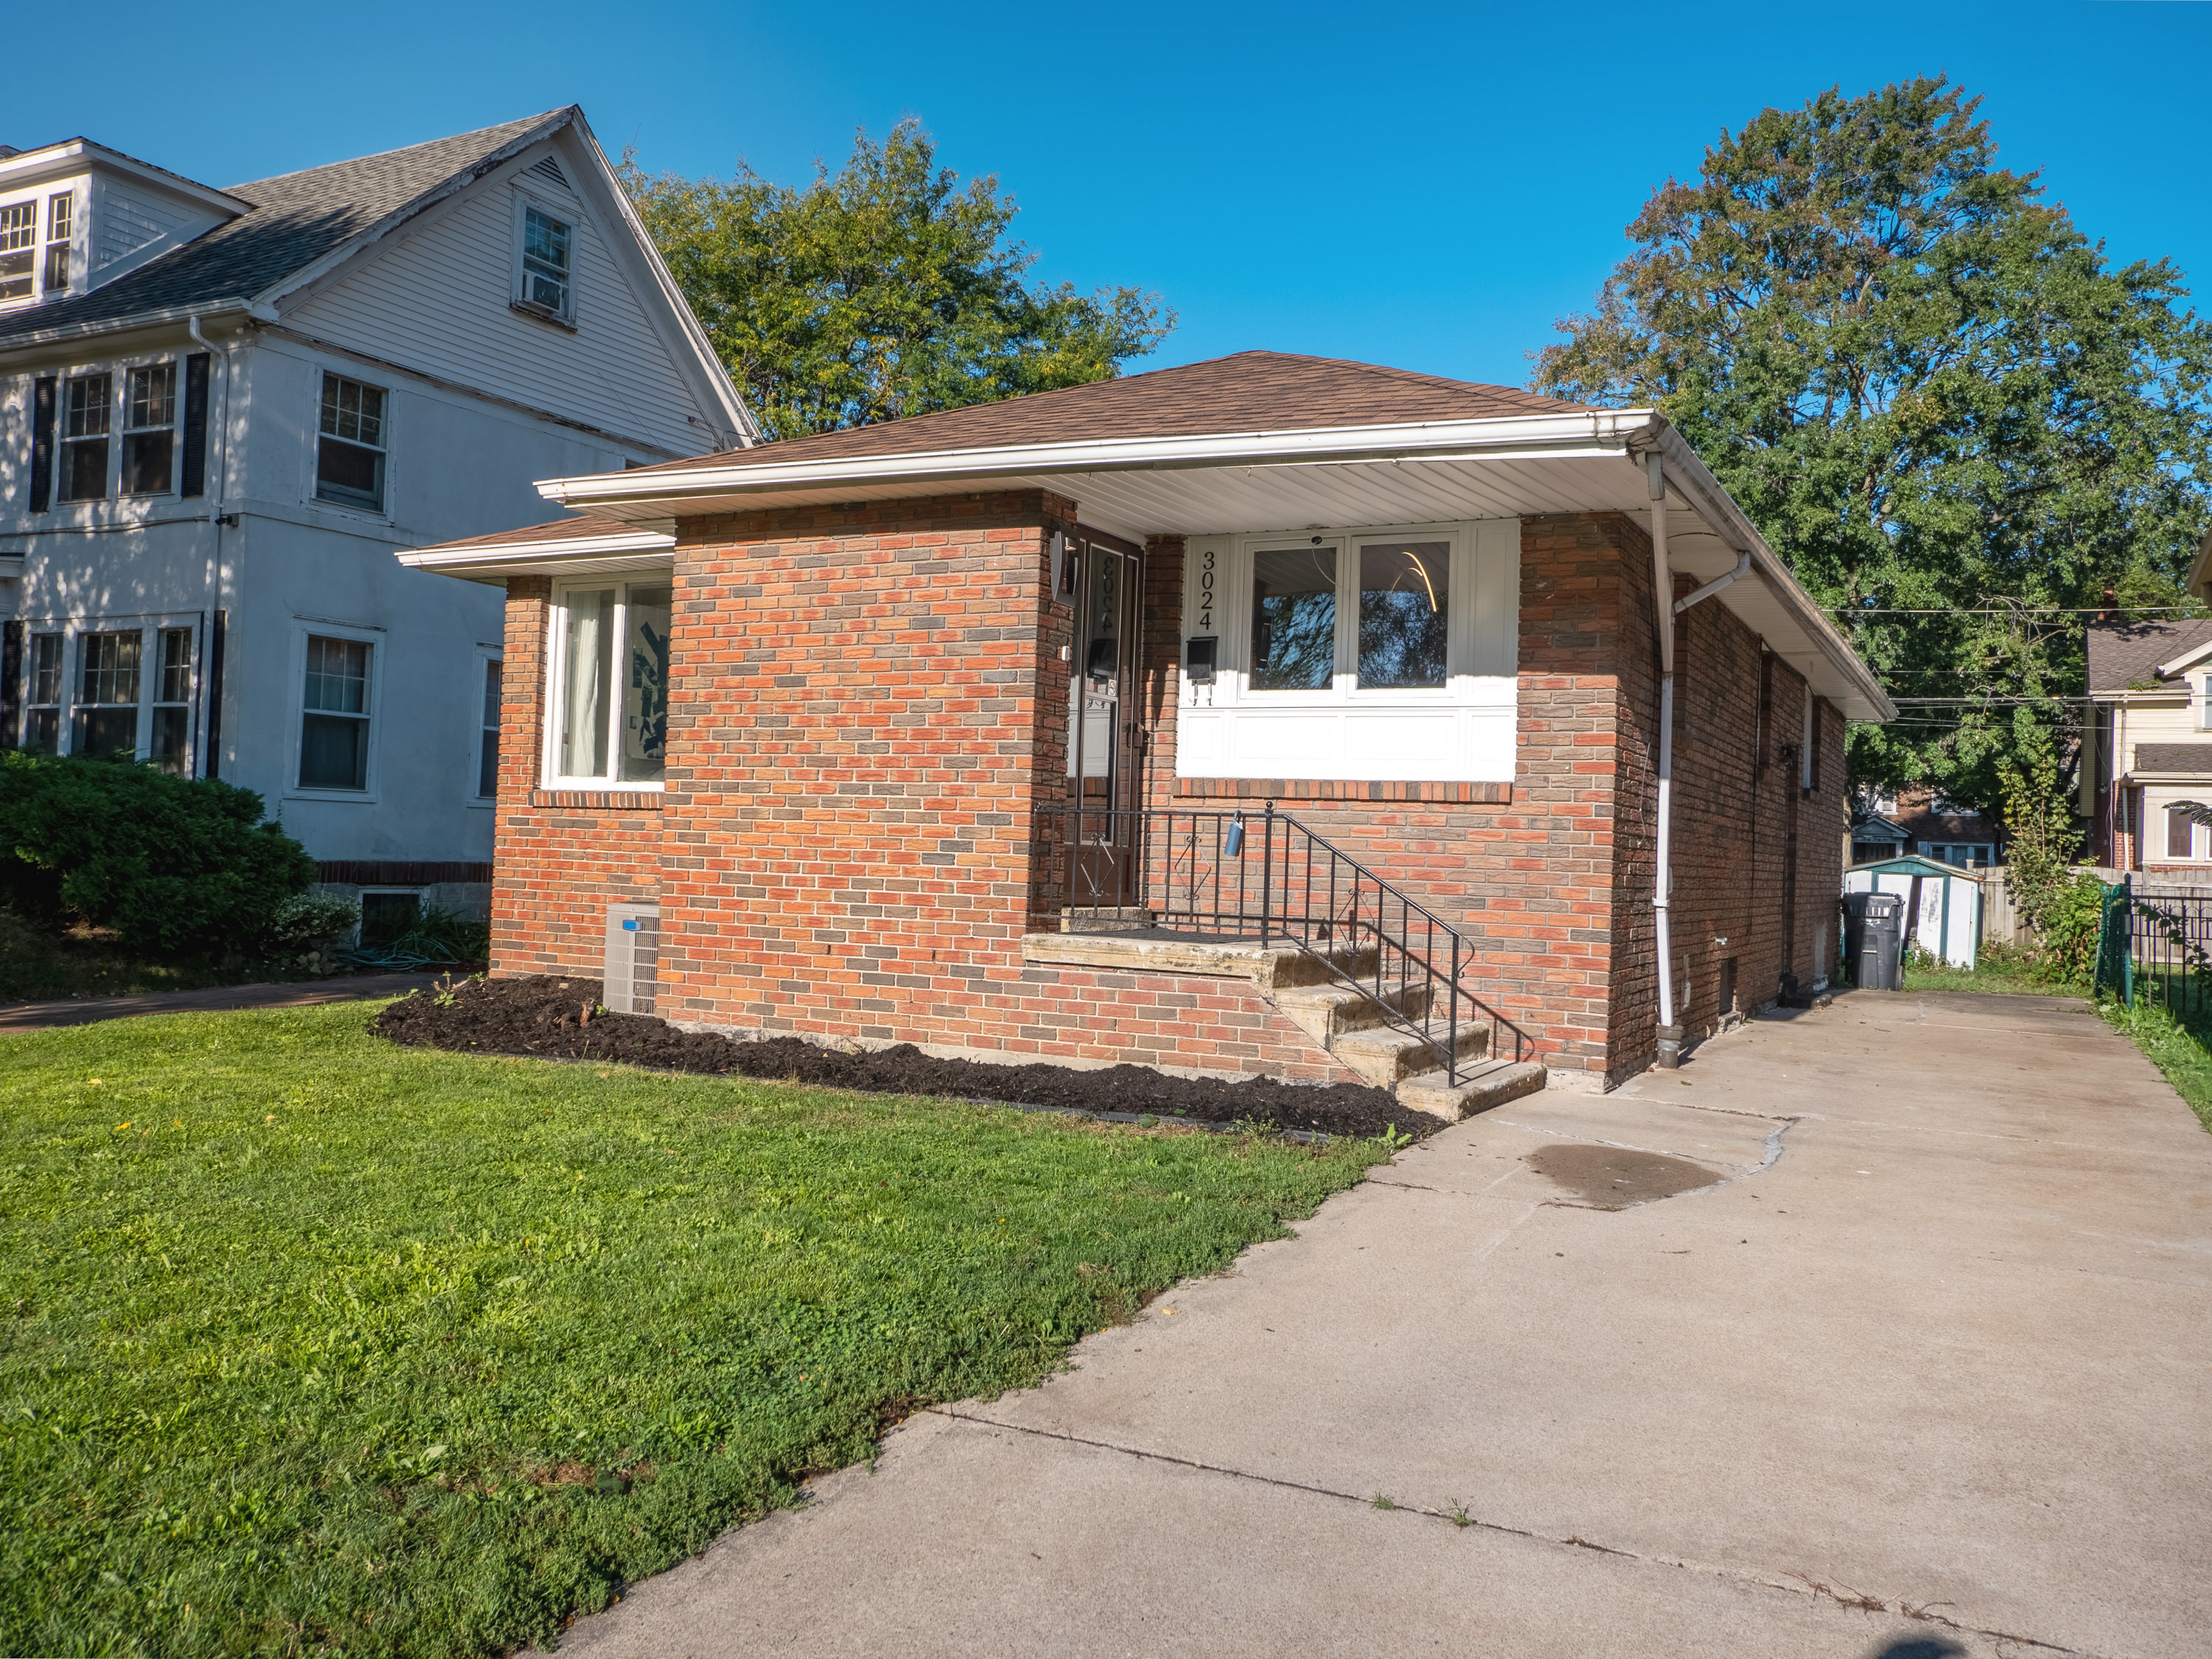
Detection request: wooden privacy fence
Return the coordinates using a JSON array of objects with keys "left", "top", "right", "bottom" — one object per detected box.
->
[{"left": 1980, "top": 868, "right": 2025, "bottom": 945}]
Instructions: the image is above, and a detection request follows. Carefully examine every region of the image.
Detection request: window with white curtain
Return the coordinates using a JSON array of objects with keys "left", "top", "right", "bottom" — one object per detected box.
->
[{"left": 547, "top": 580, "right": 671, "bottom": 787}]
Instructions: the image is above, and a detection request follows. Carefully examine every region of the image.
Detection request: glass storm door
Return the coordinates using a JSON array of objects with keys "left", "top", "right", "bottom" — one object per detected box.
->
[{"left": 1068, "top": 542, "right": 1142, "bottom": 906}]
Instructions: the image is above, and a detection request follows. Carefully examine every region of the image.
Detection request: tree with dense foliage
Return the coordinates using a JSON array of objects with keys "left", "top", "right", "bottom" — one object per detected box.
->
[
  {"left": 620, "top": 121, "right": 1173, "bottom": 441},
  {"left": 1533, "top": 76, "right": 2212, "bottom": 821},
  {"left": 0, "top": 752, "right": 316, "bottom": 956}
]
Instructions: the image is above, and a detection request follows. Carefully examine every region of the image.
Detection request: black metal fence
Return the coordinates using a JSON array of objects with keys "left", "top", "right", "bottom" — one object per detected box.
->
[
  {"left": 1029, "top": 802, "right": 1531, "bottom": 1080},
  {"left": 2112, "top": 883, "right": 2212, "bottom": 1017}
]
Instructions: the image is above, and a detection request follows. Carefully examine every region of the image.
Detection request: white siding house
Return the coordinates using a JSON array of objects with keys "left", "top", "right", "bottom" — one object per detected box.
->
[{"left": 0, "top": 108, "right": 754, "bottom": 914}]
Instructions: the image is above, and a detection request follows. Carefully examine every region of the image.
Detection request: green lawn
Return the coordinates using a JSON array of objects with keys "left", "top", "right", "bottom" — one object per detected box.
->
[{"left": 0, "top": 1004, "right": 1388, "bottom": 1657}]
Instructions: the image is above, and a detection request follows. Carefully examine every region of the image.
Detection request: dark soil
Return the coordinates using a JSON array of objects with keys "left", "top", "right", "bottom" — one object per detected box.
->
[{"left": 372, "top": 973, "right": 1436, "bottom": 1140}]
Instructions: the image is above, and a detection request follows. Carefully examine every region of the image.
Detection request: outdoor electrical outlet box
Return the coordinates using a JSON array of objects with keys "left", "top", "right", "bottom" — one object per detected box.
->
[{"left": 1184, "top": 636, "right": 1217, "bottom": 684}]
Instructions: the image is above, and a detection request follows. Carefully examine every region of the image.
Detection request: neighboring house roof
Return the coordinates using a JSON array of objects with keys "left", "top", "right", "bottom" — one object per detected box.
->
[
  {"left": 0, "top": 111, "right": 566, "bottom": 348},
  {"left": 1851, "top": 814, "right": 1906, "bottom": 838},
  {"left": 2086, "top": 619, "right": 2212, "bottom": 692},
  {"left": 397, "top": 512, "right": 672, "bottom": 582},
  {"left": 2132, "top": 742, "right": 2212, "bottom": 776},
  {"left": 629, "top": 352, "right": 1596, "bottom": 477},
  {"left": 1896, "top": 811, "right": 2000, "bottom": 843}
]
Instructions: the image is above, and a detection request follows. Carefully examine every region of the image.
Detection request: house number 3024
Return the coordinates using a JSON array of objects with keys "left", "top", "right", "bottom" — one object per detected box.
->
[{"left": 1197, "top": 547, "right": 1215, "bottom": 632}]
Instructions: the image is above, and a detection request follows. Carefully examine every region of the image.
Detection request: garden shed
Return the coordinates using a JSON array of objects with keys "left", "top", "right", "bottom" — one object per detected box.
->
[{"left": 1844, "top": 855, "right": 1982, "bottom": 971}]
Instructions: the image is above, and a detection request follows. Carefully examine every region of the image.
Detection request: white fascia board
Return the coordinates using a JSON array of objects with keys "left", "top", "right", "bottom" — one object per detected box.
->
[
  {"left": 2152, "top": 635, "right": 2212, "bottom": 680},
  {"left": 398, "top": 529, "right": 675, "bottom": 575},
  {"left": 537, "top": 408, "right": 1661, "bottom": 512},
  {"left": 1646, "top": 422, "right": 1896, "bottom": 723},
  {"left": 0, "top": 140, "right": 249, "bottom": 218},
  {"left": 560, "top": 114, "right": 759, "bottom": 448},
  {"left": 251, "top": 111, "right": 577, "bottom": 313},
  {"left": 0, "top": 297, "right": 267, "bottom": 358}
]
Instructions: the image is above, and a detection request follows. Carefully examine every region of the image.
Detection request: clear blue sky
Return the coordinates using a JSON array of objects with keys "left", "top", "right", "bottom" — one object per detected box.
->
[{"left": 16, "top": 1, "right": 2208, "bottom": 389}]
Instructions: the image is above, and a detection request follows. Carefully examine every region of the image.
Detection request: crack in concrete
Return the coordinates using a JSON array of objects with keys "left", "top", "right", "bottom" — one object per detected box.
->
[{"left": 925, "top": 1408, "right": 2082, "bottom": 1654}]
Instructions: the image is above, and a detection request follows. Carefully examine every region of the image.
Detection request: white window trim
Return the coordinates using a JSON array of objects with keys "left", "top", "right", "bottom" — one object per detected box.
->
[
  {"left": 13, "top": 613, "right": 205, "bottom": 765},
  {"left": 509, "top": 188, "right": 579, "bottom": 328},
  {"left": 470, "top": 644, "right": 504, "bottom": 806},
  {"left": 1175, "top": 519, "right": 1517, "bottom": 785},
  {"left": 284, "top": 618, "right": 386, "bottom": 804},
  {"left": 310, "top": 367, "right": 394, "bottom": 521},
  {"left": 120, "top": 359, "right": 181, "bottom": 498},
  {"left": 543, "top": 578, "right": 669, "bottom": 793}
]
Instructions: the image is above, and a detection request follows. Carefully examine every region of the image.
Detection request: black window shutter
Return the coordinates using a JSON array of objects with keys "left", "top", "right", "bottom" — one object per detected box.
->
[
  {"left": 0, "top": 621, "right": 21, "bottom": 749},
  {"left": 204, "top": 611, "right": 226, "bottom": 779},
  {"left": 29, "top": 376, "right": 57, "bottom": 512},
  {"left": 181, "top": 353, "right": 211, "bottom": 499}
]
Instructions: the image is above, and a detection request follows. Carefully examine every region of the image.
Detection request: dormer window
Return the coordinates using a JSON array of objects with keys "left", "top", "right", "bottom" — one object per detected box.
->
[
  {"left": 515, "top": 204, "right": 574, "bottom": 324},
  {"left": 43, "top": 192, "right": 72, "bottom": 294},
  {"left": 0, "top": 202, "right": 34, "bottom": 301}
]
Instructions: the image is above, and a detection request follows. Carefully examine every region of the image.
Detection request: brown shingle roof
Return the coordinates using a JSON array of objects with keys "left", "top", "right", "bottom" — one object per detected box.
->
[
  {"left": 2134, "top": 743, "right": 2212, "bottom": 775},
  {"left": 2086, "top": 619, "right": 2212, "bottom": 691},
  {"left": 633, "top": 351, "right": 1596, "bottom": 477},
  {"left": 408, "top": 513, "right": 653, "bottom": 556}
]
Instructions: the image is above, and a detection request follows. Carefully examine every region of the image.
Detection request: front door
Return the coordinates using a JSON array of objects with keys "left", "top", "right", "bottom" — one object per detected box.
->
[{"left": 1068, "top": 539, "right": 1142, "bottom": 908}]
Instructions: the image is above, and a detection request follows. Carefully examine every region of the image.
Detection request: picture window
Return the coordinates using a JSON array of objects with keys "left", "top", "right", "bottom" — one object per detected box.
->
[
  {"left": 1249, "top": 546, "right": 1338, "bottom": 692},
  {"left": 1356, "top": 541, "right": 1450, "bottom": 690},
  {"left": 60, "top": 372, "right": 112, "bottom": 502},
  {"left": 551, "top": 582, "right": 669, "bottom": 787},
  {"left": 316, "top": 373, "right": 387, "bottom": 512},
  {"left": 300, "top": 634, "right": 372, "bottom": 790}
]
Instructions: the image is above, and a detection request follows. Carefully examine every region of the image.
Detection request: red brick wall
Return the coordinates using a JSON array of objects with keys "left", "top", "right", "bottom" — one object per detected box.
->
[
  {"left": 652, "top": 491, "right": 1077, "bottom": 1044},
  {"left": 489, "top": 577, "right": 663, "bottom": 978}
]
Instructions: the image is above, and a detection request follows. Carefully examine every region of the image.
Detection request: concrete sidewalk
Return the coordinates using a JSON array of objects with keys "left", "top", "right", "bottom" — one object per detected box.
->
[
  {"left": 546, "top": 990, "right": 2212, "bottom": 1658},
  {"left": 0, "top": 973, "right": 439, "bottom": 1032}
]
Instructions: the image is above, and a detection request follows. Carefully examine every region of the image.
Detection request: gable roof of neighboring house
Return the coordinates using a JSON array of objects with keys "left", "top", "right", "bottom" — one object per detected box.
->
[
  {"left": 397, "top": 512, "right": 672, "bottom": 581},
  {"left": 628, "top": 352, "right": 1593, "bottom": 478},
  {"left": 2086, "top": 619, "right": 2212, "bottom": 692},
  {"left": 0, "top": 112, "right": 563, "bottom": 349}
]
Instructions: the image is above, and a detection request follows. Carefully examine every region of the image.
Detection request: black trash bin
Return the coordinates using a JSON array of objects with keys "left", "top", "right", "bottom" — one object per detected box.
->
[{"left": 1841, "top": 891, "right": 1906, "bottom": 990}]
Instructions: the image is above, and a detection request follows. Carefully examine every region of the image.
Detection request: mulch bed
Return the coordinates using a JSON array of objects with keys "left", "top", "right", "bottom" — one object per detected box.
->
[{"left": 370, "top": 973, "right": 1436, "bottom": 1140}]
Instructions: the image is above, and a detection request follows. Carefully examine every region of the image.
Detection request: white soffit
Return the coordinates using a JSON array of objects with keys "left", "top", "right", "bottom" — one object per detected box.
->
[
  {"left": 397, "top": 530, "right": 673, "bottom": 585},
  {"left": 532, "top": 415, "right": 1891, "bottom": 722}
]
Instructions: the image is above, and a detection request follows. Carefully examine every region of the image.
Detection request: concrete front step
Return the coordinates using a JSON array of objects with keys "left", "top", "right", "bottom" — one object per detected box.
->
[
  {"left": 1270, "top": 979, "right": 1436, "bottom": 1046},
  {"left": 1329, "top": 1019, "right": 1489, "bottom": 1089},
  {"left": 1021, "top": 931, "right": 1377, "bottom": 994},
  {"left": 1396, "top": 1058, "right": 1549, "bottom": 1122}
]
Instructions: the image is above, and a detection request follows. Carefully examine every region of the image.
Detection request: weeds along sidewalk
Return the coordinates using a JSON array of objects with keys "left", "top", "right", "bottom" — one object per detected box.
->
[{"left": 0, "top": 999, "right": 1394, "bottom": 1659}]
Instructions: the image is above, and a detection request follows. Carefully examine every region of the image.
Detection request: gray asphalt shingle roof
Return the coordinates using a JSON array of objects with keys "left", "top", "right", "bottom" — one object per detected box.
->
[
  {"left": 0, "top": 110, "right": 571, "bottom": 349},
  {"left": 2086, "top": 619, "right": 2212, "bottom": 691}
]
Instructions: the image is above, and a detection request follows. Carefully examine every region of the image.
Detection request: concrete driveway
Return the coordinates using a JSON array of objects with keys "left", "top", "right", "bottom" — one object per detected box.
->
[{"left": 546, "top": 990, "right": 2212, "bottom": 1658}]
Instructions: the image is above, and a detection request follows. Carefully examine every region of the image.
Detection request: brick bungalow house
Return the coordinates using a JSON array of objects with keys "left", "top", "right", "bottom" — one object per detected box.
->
[{"left": 401, "top": 353, "right": 1890, "bottom": 1104}]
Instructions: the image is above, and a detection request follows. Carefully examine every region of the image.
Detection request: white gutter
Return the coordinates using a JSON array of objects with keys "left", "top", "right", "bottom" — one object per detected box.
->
[
  {"left": 0, "top": 297, "right": 274, "bottom": 355},
  {"left": 538, "top": 408, "right": 1660, "bottom": 512},
  {"left": 397, "top": 528, "right": 675, "bottom": 574}
]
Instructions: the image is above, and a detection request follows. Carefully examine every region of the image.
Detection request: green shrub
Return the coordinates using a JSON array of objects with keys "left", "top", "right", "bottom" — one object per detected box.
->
[
  {"left": 257, "top": 892, "right": 359, "bottom": 956},
  {"left": 2036, "top": 871, "right": 2105, "bottom": 985},
  {"left": 0, "top": 752, "right": 316, "bottom": 957}
]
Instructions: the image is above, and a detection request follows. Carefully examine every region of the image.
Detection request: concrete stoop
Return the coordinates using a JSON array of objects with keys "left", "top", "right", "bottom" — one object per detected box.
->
[{"left": 1021, "top": 931, "right": 1546, "bottom": 1122}]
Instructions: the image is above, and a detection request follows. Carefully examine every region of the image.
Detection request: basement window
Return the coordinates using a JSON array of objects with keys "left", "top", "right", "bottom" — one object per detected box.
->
[{"left": 547, "top": 581, "right": 670, "bottom": 788}]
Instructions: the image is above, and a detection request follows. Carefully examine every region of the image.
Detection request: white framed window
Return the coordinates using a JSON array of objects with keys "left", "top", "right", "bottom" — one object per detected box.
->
[
  {"left": 512, "top": 199, "right": 575, "bottom": 324},
  {"left": 122, "top": 363, "right": 177, "bottom": 495},
  {"left": 316, "top": 372, "right": 388, "bottom": 512},
  {"left": 297, "top": 630, "right": 375, "bottom": 793},
  {"left": 13, "top": 616, "right": 201, "bottom": 770},
  {"left": 1178, "top": 519, "right": 1519, "bottom": 783},
  {"left": 43, "top": 192, "right": 72, "bottom": 296},
  {"left": 475, "top": 651, "right": 504, "bottom": 799},
  {"left": 0, "top": 200, "right": 35, "bottom": 302},
  {"left": 544, "top": 580, "right": 670, "bottom": 789},
  {"left": 60, "top": 371, "right": 112, "bottom": 502}
]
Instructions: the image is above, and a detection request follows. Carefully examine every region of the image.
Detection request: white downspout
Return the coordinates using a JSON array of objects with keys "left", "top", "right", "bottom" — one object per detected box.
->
[
  {"left": 1649, "top": 450, "right": 1751, "bottom": 1071},
  {"left": 187, "top": 314, "right": 234, "bottom": 780}
]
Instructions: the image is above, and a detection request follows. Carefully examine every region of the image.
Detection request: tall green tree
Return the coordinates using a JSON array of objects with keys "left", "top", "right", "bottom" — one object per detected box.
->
[
  {"left": 1532, "top": 76, "right": 2212, "bottom": 818},
  {"left": 620, "top": 121, "right": 1173, "bottom": 440}
]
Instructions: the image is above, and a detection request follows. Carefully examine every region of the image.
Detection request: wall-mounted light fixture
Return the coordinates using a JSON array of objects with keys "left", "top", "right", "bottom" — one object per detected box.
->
[{"left": 1050, "top": 533, "right": 1079, "bottom": 604}]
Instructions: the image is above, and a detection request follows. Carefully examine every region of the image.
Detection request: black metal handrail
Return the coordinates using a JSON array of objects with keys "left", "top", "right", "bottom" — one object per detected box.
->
[{"left": 1029, "top": 801, "right": 1531, "bottom": 1083}]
